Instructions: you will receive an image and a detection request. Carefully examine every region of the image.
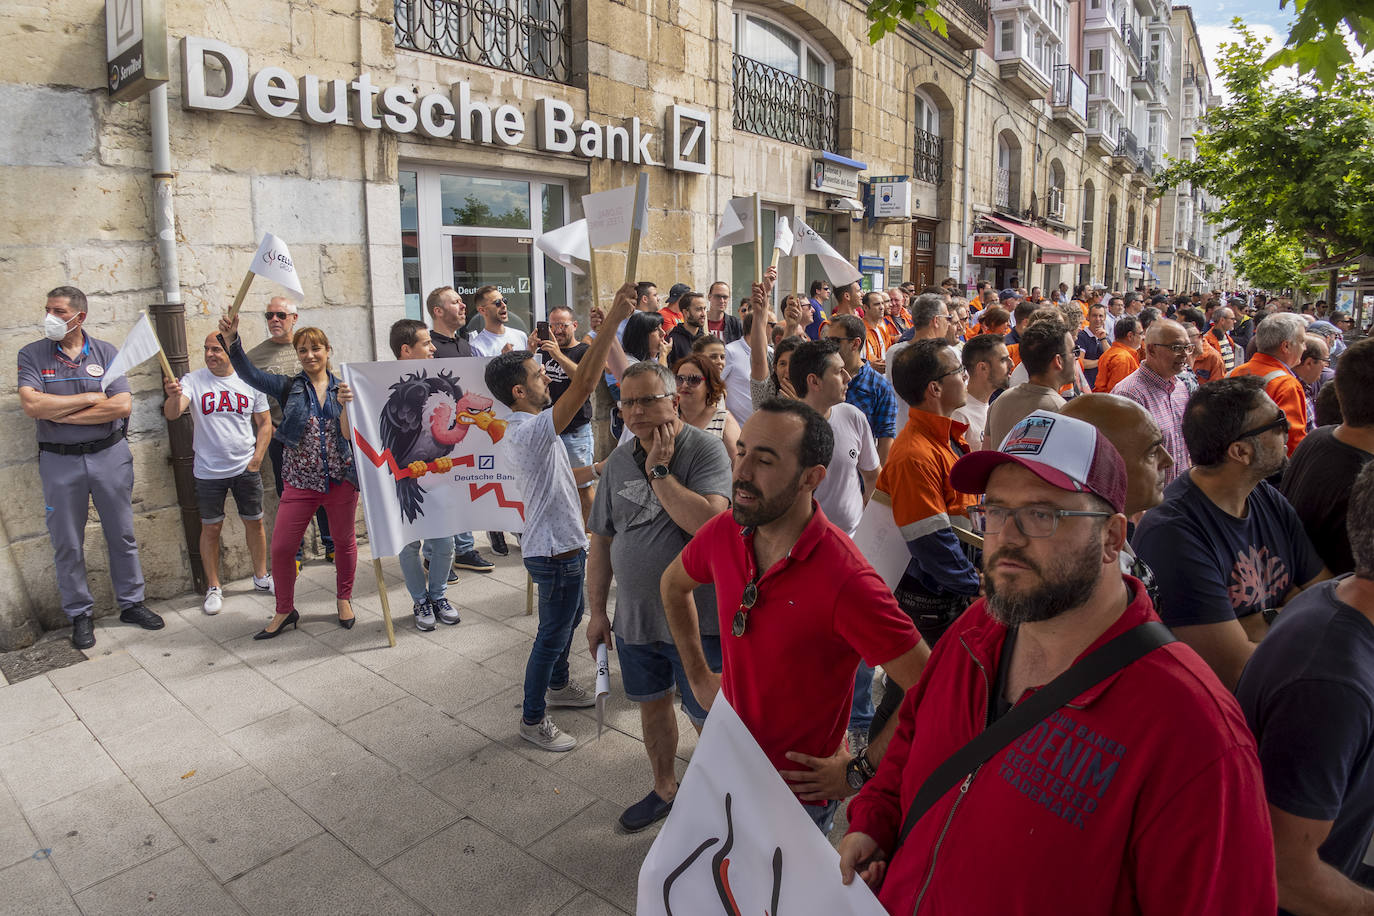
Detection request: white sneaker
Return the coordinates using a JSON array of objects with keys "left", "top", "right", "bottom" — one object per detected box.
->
[
  {"left": 203, "top": 587, "right": 223, "bottom": 615},
  {"left": 545, "top": 682, "right": 596, "bottom": 708},
  {"left": 519, "top": 715, "right": 576, "bottom": 752},
  {"left": 252, "top": 574, "right": 274, "bottom": 594}
]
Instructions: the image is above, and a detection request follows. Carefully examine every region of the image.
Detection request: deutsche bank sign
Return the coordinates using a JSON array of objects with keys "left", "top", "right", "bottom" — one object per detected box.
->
[
  {"left": 106, "top": 0, "right": 168, "bottom": 101},
  {"left": 180, "top": 37, "right": 712, "bottom": 174}
]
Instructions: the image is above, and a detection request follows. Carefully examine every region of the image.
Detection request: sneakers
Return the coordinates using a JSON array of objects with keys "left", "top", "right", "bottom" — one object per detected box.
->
[
  {"left": 446, "top": 565, "right": 459, "bottom": 584},
  {"left": 71, "top": 613, "right": 95, "bottom": 650},
  {"left": 432, "top": 597, "right": 461, "bottom": 626},
  {"left": 119, "top": 603, "right": 165, "bottom": 630},
  {"left": 545, "top": 681, "right": 596, "bottom": 708},
  {"left": 619, "top": 789, "right": 675, "bottom": 832},
  {"left": 413, "top": 600, "right": 436, "bottom": 632},
  {"left": 252, "top": 574, "right": 274, "bottom": 594},
  {"left": 203, "top": 587, "right": 224, "bottom": 615},
  {"left": 453, "top": 550, "right": 494, "bottom": 573},
  {"left": 487, "top": 532, "right": 509, "bottom": 556},
  {"left": 520, "top": 715, "right": 576, "bottom": 752}
]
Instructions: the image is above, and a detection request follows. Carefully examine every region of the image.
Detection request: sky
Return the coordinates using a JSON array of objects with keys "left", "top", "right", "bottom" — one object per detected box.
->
[{"left": 1188, "top": 0, "right": 1293, "bottom": 101}]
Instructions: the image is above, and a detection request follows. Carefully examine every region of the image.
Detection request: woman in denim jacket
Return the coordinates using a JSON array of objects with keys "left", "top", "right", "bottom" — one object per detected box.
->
[{"left": 219, "top": 313, "right": 359, "bottom": 638}]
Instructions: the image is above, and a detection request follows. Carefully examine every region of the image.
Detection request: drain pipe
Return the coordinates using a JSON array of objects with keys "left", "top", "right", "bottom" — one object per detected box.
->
[
  {"left": 960, "top": 53, "right": 976, "bottom": 285},
  {"left": 147, "top": 82, "right": 206, "bottom": 594}
]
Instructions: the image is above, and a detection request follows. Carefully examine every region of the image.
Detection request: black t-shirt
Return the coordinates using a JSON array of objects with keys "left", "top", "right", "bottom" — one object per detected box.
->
[
  {"left": 1281, "top": 426, "right": 1372, "bottom": 575},
  {"left": 544, "top": 342, "right": 592, "bottom": 432},
  {"left": 430, "top": 329, "right": 471, "bottom": 359},
  {"left": 1236, "top": 578, "right": 1374, "bottom": 898},
  {"left": 667, "top": 323, "right": 703, "bottom": 365}
]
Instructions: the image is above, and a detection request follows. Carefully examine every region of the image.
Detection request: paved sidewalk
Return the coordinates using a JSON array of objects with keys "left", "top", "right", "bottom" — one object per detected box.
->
[{"left": 0, "top": 546, "right": 697, "bottom": 915}]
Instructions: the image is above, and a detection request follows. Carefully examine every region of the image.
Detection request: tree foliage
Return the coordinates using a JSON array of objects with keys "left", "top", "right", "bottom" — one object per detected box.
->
[
  {"left": 1231, "top": 230, "right": 1322, "bottom": 292},
  {"left": 1157, "top": 22, "right": 1374, "bottom": 260},
  {"left": 1267, "top": 0, "right": 1374, "bottom": 88},
  {"left": 864, "top": 0, "right": 946, "bottom": 44}
]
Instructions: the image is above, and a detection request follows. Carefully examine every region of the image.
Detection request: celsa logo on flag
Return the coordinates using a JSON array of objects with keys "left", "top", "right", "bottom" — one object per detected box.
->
[{"left": 249, "top": 233, "right": 305, "bottom": 301}]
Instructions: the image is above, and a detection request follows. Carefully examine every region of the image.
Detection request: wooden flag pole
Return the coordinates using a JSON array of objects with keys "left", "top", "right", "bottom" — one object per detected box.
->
[
  {"left": 526, "top": 573, "right": 534, "bottom": 616},
  {"left": 587, "top": 246, "right": 599, "bottom": 319},
  {"left": 226, "top": 270, "right": 255, "bottom": 323},
  {"left": 372, "top": 558, "right": 397, "bottom": 647},
  {"left": 623, "top": 172, "right": 650, "bottom": 284},
  {"left": 752, "top": 192, "right": 764, "bottom": 283}
]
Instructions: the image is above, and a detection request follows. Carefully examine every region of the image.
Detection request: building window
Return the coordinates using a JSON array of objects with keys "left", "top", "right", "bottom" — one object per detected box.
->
[
  {"left": 400, "top": 170, "right": 422, "bottom": 318},
  {"left": 1000, "top": 19, "right": 1015, "bottom": 53},
  {"left": 913, "top": 90, "right": 944, "bottom": 184},
  {"left": 732, "top": 10, "right": 837, "bottom": 150},
  {"left": 1046, "top": 161, "right": 1065, "bottom": 220},
  {"left": 995, "top": 133, "right": 1020, "bottom": 212},
  {"left": 394, "top": 0, "right": 571, "bottom": 83}
]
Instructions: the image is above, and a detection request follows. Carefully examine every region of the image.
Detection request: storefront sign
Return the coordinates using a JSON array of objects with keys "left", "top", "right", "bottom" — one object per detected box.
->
[
  {"left": 811, "top": 160, "right": 861, "bottom": 196},
  {"left": 106, "top": 0, "right": 168, "bottom": 101},
  {"left": 179, "top": 37, "right": 710, "bottom": 173},
  {"left": 971, "top": 233, "right": 1014, "bottom": 259},
  {"left": 869, "top": 176, "right": 912, "bottom": 219},
  {"left": 1124, "top": 246, "right": 1145, "bottom": 271}
]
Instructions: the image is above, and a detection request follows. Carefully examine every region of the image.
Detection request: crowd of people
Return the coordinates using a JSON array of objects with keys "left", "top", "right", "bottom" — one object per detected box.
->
[{"left": 20, "top": 273, "right": 1374, "bottom": 912}]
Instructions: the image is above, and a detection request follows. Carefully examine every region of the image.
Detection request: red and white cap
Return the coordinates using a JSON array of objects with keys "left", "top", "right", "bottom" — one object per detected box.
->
[{"left": 950, "top": 410, "right": 1127, "bottom": 513}]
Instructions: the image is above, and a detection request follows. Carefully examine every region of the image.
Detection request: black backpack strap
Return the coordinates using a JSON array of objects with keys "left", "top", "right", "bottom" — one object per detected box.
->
[{"left": 892, "top": 620, "right": 1175, "bottom": 852}]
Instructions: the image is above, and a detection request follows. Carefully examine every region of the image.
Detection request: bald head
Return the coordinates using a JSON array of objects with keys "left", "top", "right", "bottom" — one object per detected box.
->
[
  {"left": 1143, "top": 319, "right": 1190, "bottom": 378},
  {"left": 1061, "top": 394, "right": 1173, "bottom": 515}
]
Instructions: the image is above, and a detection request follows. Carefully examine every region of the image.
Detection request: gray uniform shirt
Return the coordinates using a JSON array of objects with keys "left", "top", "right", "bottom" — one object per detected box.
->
[
  {"left": 588, "top": 423, "right": 732, "bottom": 644},
  {"left": 17, "top": 334, "right": 130, "bottom": 444}
]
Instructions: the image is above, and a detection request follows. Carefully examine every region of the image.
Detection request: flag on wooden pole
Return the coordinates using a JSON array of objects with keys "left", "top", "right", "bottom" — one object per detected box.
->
[
  {"left": 535, "top": 219, "right": 590, "bottom": 276},
  {"left": 102, "top": 312, "right": 165, "bottom": 391},
  {"left": 770, "top": 215, "right": 795, "bottom": 270},
  {"left": 792, "top": 217, "right": 862, "bottom": 286},
  {"left": 710, "top": 198, "right": 754, "bottom": 250},
  {"left": 227, "top": 232, "right": 305, "bottom": 322}
]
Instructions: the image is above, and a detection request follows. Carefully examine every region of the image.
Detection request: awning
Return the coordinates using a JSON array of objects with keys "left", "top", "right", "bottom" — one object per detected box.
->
[
  {"left": 983, "top": 215, "right": 1090, "bottom": 264},
  {"left": 1144, "top": 264, "right": 1161, "bottom": 282}
]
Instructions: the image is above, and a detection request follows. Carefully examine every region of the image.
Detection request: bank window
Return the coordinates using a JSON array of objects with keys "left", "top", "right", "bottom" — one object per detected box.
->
[
  {"left": 731, "top": 7, "right": 837, "bottom": 150},
  {"left": 441, "top": 175, "right": 532, "bottom": 229},
  {"left": 733, "top": 10, "right": 831, "bottom": 89}
]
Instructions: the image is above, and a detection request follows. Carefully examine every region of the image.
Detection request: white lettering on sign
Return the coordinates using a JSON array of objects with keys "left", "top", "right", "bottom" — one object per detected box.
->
[{"left": 178, "top": 36, "right": 701, "bottom": 172}]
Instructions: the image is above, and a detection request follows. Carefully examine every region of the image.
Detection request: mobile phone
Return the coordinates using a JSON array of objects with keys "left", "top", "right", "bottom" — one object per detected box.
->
[{"left": 537, "top": 321, "right": 552, "bottom": 341}]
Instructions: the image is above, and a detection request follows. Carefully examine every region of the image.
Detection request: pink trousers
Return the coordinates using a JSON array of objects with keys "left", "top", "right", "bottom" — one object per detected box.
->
[{"left": 272, "top": 482, "right": 358, "bottom": 614}]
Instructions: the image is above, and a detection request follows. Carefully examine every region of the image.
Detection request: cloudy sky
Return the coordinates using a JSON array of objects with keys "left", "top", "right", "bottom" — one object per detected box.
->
[{"left": 1189, "top": 0, "right": 1293, "bottom": 100}]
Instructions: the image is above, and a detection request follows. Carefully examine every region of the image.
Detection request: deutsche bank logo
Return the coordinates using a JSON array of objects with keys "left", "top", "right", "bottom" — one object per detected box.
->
[
  {"left": 478, "top": 455, "right": 495, "bottom": 470},
  {"left": 666, "top": 105, "right": 711, "bottom": 175}
]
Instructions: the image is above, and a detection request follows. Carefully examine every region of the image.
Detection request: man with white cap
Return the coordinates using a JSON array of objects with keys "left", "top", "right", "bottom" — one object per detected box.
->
[{"left": 839, "top": 410, "right": 1275, "bottom": 913}]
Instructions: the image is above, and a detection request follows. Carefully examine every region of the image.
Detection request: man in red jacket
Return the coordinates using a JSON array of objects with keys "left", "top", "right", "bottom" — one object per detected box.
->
[{"left": 838, "top": 410, "right": 1276, "bottom": 915}]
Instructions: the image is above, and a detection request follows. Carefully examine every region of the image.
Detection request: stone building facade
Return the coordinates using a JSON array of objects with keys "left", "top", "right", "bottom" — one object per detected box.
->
[{"left": 0, "top": 0, "right": 1223, "bottom": 645}]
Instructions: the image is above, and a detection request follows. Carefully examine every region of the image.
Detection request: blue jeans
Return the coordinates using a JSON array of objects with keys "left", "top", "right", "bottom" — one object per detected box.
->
[
  {"left": 399, "top": 537, "right": 454, "bottom": 603},
  {"left": 559, "top": 425, "right": 595, "bottom": 489},
  {"left": 804, "top": 799, "right": 840, "bottom": 835},
  {"left": 849, "top": 663, "right": 875, "bottom": 734},
  {"left": 422, "top": 533, "right": 475, "bottom": 563},
  {"left": 522, "top": 550, "right": 587, "bottom": 724}
]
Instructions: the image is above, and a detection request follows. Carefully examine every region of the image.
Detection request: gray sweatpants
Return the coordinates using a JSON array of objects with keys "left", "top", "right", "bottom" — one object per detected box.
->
[{"left": 39, "top": 439, "right": 146, "bottom": 619}]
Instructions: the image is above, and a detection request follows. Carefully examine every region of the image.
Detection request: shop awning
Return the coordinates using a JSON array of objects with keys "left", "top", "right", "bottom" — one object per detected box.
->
[
  {"left": 983, "top": 216, "right": 1090, "bottom": 264},
  {"left": 1144, "top": 263, "right": 1161, "bottom": 282}
]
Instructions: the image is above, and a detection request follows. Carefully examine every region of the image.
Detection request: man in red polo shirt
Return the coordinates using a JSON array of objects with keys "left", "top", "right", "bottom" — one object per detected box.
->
[
  {"left": 662, "top": 398, "right": 928, "bottom": 835},
  {"left": 1229, "top": 312, "right": 1310, "bottom": 455}
]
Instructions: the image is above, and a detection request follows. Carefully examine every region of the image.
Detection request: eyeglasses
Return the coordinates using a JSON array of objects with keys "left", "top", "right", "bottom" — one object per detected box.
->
[
  {"left": 621, "top": 392, "right": 674, "bottom": 410},
  {"left": 549, "top": 321, "right": 574, "bottom": 329},
  {"left": 732, "top": 577, "right": 760, "bottom": 637},
  {"left": 264, "top": 312, "right": 291, "bottom": 320},
  {"left": 491, "top": 298, "right": 508, "bottom": 306},
  {"left": 968, "top": 505, "right": 1113, "bottom": 538},
  {"left": 675, "top": 374, "right": 704, "bottom": 388},
  {"left": 1233, "top": 411, "right": 1289, "bottom": 443},
  {"left": 1150, "top": 343, "right": 1192, "bottom": 355},
  {"left": 936, "top": 366, "right": 968, "bottom": 382}
]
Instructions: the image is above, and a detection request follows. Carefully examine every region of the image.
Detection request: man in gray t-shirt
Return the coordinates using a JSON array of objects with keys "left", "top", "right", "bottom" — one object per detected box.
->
[{"left": 586, "top": 361, "right": 732, "bottom": 833}]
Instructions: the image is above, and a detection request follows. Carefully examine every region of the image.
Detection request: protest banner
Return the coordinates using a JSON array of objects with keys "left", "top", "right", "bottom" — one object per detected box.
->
[
  {"left": 793, "top": 217, "right": 862, "bottom": 287},
  {"left": 102, "top": 311, "right": 171, "bottom": 391},
  {"left": 637, "top": 692, "right": 885, "bottom": 916},
  {"left": 851, "top": 491, "right": 912, "bottom": 591},
  {"left": 227, "top": 232, "right": 306, "bottom": 322},
  {"left": 582, "top": 173, "right": 650, "bottom": 282}
]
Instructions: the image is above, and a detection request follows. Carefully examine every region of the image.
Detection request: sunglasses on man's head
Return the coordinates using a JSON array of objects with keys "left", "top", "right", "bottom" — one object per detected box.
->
[{"left": 265, "top": 311, "right": 291, "bottom": 320}]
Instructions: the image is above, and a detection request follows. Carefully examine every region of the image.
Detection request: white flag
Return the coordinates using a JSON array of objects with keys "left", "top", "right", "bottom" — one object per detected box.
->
[
  {"left": 774, "top": 215, "right": 795, "bottom": 255},
  {"left": 535, "top": 219, "right": 589, "bottom": 276},
  {"left": 791, "top": 218, "right": 862, "bottom": 286},
  {"left": 250, "top": 232, "right": 305, "bottom": 301},
  {"left": 101, "top": 313, "right": 162, "bottom": 391},
  {"left": 637, "top": 693, "right": 886, "bottom": 916},
  {"left": 582, "top": 179, "right": 648, "bottom": 247},
  {"left": 850, "top": 492, "right": 912, "bottom": 591},
  {"left": 594, "top": 642, "right": 610, "bottom": 737},
  {"left": 711, "top": 197, "right": 754, "bottom": 249}
]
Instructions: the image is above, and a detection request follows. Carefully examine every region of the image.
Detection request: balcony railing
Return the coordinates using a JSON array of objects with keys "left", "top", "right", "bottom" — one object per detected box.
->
[
  {"left": 394, "top": 0, "right": 572, "bottom": 83},
  {"left": 1183, "top": 62, "right": 1195, "bottom": 82},
  {"left": 949, "top": 0, "right": 990, "bottom": 24},
  {"left": 732, "top": 54, "right": 838, "bottom": 151},
  {"left": 1123, "top": 23, "right": 1142, "bottom": 62},
  {"left": 1116, "top": 126, "right": 1142, "bottom": 164},
  {"left": 1052, "top": 64, "right": 1088, "bottom": 119},
  {"left": 994, "top": 167, "right": 1018, "bottom": 212},
  {"left": 913, "top": 128, "right": 945, "bottom": 184}
]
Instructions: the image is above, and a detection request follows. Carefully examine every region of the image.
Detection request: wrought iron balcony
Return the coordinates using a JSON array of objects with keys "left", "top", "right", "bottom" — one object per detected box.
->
[
  {"left": 913, "top": 128, "right": 945, "bottom": 185},
  {"left": 732, "top": 53, "right": 838, "bottom": 151},
  {"left": 938, "top": 0, "right": 990, "bottom": 50},
  {"left": 1052, "top": 65, "right": 1088, "bottom": 119},
  {"left": 993, "top": 167, "right": 1019, "bottom": 213},
  {"left": 950, "top": 0, "right": 990, "bottom": 23},
  {"left": 1132, "top": 59, "right": 1156, "bottom": 100},
  {"left": 1123, "top": 23, "right": 1143, "bottom": 64},
  {"left": 394, "top": 0, "right": 572, "bottom": 83},
  {"left": 1115, "top": 126, "right": 1142, "bottom": 165}
]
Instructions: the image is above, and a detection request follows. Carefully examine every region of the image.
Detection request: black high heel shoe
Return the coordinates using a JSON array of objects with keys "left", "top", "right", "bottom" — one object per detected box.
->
[
  {"left": 337, "top": 600, "right": 355, "bottom": 630},
  {"left": 253, "top": 609, "right": 299, "bottom": 640}
]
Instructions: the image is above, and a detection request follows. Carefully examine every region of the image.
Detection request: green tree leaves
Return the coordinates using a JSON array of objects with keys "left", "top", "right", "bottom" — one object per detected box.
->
[
  {"left": 865, "top": 0, "right": 948, "bottom": 44},
  {"left": 1267, "top": 0, "right": 1374, "bottom": 88}
]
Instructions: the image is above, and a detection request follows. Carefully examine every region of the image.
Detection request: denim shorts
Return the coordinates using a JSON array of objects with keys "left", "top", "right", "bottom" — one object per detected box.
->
[
  {"left": 559, "top": 424, "right": 594, "bottom": 488},
  {"left": 616, "top": 635, "right": 723, "bottom": 726},
  {"left": 195, "top": 469, "right": 264, "bottom": 523}
]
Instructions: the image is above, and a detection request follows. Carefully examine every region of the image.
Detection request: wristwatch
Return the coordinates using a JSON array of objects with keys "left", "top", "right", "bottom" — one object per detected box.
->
[
  {"left": 845, "top": 752, "right": 877, "bottom": 790},
  {"left": 649, "top": 464, "right": 670, "bottom": 481}
]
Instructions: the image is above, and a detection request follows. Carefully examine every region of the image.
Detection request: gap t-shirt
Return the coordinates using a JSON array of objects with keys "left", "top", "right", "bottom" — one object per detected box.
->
[{"left": 179, "top": 368, "right": 269, "bottom": 478}]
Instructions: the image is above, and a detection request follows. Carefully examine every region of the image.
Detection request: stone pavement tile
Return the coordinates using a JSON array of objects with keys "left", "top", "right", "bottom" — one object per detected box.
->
[
  {"left": 289, "top": 754, "right": 460, "bottom": 867},
  {"left": 72, "top": 846, "right": 244, "bottom": 916},
  {"left": 223, "top": 706, "right": 370, "bottom": 794},
  {"left": 101, "top": 708, "right": 247, "bottom": 803},
  {"left": 275, "top": 655, "right": 406, "bottom": 726},
  {"left": 121, "top": 624, "right": 231, "bottom": 683},
  {"left": 0, "top": 858, "right": 82, "bottom": 915},
  {"left": 62, "top": 669, "right": 184, "bottom": 741},
  {"left": 0, "top": 720, "right": 122, "bottom": 811},
  {"left": 28, "top": 777, "right": 181, "bottom": 892},
  {"left": 479, "top": 639, "right": 597, "bottom": 685},
  {"left": 162, "top": 662, "right": 296, "bottom": 735},
  {"left": 528, "top": 800, "right": 662, "bottom": 914},
  {"left": 223, "top": 628, "right": 343, "bottom": 682},
  {"left": 380, "top": 816, "right": 580, "bottom": 915},
  {"left": 548, "top": 728, "right": 677, "bottom": 809},
  {"left": 315, "top": 620, "right": 435, "bottom": 673},
  {"left": 340, "top": 696, "right": 489, "bottom": 778},
  {"left": 555, "top": 891, "right": 632, "bottom": 915},
  {"left": 570, "top": 689, "right": 643, "bottom": 741},
  {"left": 426, "top": 742, "right": 596, "bottom": 848},
  {"left": 176, "top": 602, "right": 274, "bottom": 645},
  {"left": 431, "top": 617, "right": 530, "bottom": 663},
  {"left": 0, "top": 780, "right": 39, "bottom": 869},
  {"left": 0, "top": 674, "right": 74, "bottom": 746},
  {"left": 450, "top": 574, "right": 528, "bottom": 617},
  {"left": 156, "top": 767, "right": 322, "bottom": 882},
  {"left": 46, "top": 649, "right": 142, "bottom": 694},
  {"left": 378, "top": 646, "right": 508, "bottom": 716},
  {"left": 456, "top": 684, "right": 599, "bottom": 768},
  {"left": 227, "top": 833, "right": 423, "bottom": 916}
]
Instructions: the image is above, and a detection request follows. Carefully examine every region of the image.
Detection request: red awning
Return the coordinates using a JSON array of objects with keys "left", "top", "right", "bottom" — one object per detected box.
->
[{"left": 983, "top": 215, "right": 1090, "bottom": 264}]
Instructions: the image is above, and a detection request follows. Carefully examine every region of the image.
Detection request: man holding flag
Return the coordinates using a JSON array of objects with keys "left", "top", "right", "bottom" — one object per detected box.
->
[{"left": 17, "top": 286, "right": 164, "bottom": 649}]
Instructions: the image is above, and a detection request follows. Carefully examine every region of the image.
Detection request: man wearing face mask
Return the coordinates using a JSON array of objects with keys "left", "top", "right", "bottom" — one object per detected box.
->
[{"left": 17, "top": 286, "right": 163, "bottom": 649}]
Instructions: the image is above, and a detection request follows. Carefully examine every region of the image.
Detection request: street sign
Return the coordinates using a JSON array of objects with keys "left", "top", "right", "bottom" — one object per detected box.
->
[{"left": 106, "top": 0, "right": 168, "bottom": 101}]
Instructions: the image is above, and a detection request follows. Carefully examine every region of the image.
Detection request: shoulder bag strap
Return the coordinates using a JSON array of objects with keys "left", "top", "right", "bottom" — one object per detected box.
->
[{"left": 892, "top": 620, "right": 1175, "bottom": 852}]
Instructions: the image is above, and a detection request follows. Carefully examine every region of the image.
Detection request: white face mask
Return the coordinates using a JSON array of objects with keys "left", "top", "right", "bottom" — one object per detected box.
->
[{"left": 44, "top": 312, "right": 77, "bottom": 341}]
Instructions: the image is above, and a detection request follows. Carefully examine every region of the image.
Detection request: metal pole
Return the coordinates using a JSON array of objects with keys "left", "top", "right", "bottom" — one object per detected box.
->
[{"left": 147, "top": 83, "right": 206, "bottom": 594}]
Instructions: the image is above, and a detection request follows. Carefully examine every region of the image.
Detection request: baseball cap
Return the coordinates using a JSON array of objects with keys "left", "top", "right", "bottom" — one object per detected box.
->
[
  {"left": 667, "top": 282, "right": 691, "bottom": 304},
  {"left": 950, "top": 410, "right": 1127, "bottom": 514},
  {"left": 999, "top": 288, "right": 1019, "bottom": 301}
]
